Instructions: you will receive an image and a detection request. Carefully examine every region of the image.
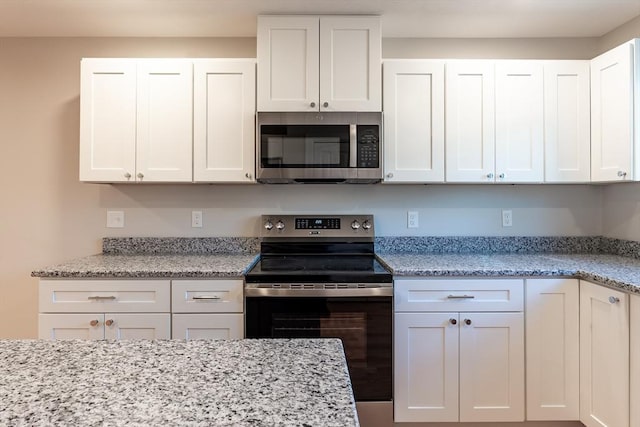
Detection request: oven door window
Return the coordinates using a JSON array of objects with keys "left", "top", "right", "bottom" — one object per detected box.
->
[
  {"left": 260, "top": 125, "right": 350, "bottom": 168},
  {"left": 245, "top": 296, "right": 392, "bottom": 402}
]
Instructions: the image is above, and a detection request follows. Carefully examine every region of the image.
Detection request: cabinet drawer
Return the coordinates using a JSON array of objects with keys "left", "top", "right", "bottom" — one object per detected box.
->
[
  {"left": 172, "top": 314, "right": 244, "bottom": 340},
  {"left": 39, "top": 280, "right": 170, "bottom": 313},
  {"left": 171, "top": 280, "right": 243, "bottom": 313},
  {"left": 395, "top": 278, "right": 524, "bottom": 312}
]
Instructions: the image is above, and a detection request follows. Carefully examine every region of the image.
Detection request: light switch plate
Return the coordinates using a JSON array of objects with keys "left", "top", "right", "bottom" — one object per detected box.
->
[{"left": 106, "top": 211, "right": 125, "bottom": 228}]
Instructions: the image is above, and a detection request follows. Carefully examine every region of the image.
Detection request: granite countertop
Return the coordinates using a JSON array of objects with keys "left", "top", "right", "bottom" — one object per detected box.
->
[
  {"left": 377, "top": 253, "right": 640, "bottom": 295},
  {"left": 0, "top": 338, "right": 359, "bottom": 427},
  {"left": 31, "top": 253, "right": 259, "bottom": 278}
]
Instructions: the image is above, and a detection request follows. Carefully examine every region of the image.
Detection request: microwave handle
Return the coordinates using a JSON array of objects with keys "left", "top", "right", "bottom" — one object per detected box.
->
[{"left": 349, "top": 124, "right": 357, "bottom": 168}]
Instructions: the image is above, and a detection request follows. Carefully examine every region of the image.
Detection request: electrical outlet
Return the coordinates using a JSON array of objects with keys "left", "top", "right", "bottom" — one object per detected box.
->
[
  {"left": 407, "top": 211, "right": 419, "bottom": 228},
  {"left": 192, "top": 211, "right": 203, "bottom": 228},
  {"left": 502, "top": 210, "right": 513, "bottom": 227},
  {"left": 106, "top": 211, "right": 125, "bottom": 228}
]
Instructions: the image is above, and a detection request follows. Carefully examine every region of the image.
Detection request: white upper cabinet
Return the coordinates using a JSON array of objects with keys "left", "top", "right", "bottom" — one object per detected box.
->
[
  {"left": 80, "top": 58, "right": 193, "bottom": 183},
  {"left": 544, "top": 61, "right": 591, "bottom": 182},
  {"left": 445, "top": 61, "right": 496, "bottom": 182},
  {"left": 136, "top": 59, "right": 193, "bottom": 182},
  {"left": 495, "top": 61, "right": 544, "bottom": 183},
  {"left": 79, "top": 59, "right": 137, "bottom": 182},
  {"left": 383, "top": 60, "right": 445, "bottom": 183},
  {"left": 591, "top": 40, "right": 636, "bottom": 182},
  {"left": 193, "top": 59, "right": 256, "bottom": 183},
  {"left": 257, "top": 15, "right": 381, "bottom": 112}
]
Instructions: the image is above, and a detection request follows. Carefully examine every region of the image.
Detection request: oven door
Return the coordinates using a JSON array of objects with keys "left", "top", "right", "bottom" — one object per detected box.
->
[{"left": 245, "top": 294, "right": 392, "bottom": 402}]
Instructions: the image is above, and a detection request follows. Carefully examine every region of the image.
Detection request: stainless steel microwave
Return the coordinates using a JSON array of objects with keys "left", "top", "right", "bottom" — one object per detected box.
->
[{"left": 256, "top": 112, "right": 383, "bottom": 183}]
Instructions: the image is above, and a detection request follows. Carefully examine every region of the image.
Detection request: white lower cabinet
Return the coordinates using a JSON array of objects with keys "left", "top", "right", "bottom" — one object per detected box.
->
[
  {"left": 631, "top": 294, "right": 640, "bottom": 427},
  {"left": 525, "top": 278, "right": 580, "bottom": 421},
  {"left": 580, "top": 280, "right": 629, "bottom": 427},
  {"left": 39, "top": 313, "right": 170, "bottom": 340},
  {"left": 171, "top": 280, "right": 244, "bottom": 340},
  {"left": 394, "top": 278, "right": 524, "bottom": 423}
]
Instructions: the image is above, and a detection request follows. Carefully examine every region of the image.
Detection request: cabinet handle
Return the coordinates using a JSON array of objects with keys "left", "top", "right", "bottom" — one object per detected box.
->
[
  {"left": 192, "top": 295, "right": 222, "bottom": 301},
  {"left": 137, "top": 172, "right": 144, "bottom": 179},
  {"left": 323, "top": 102, "right": 329, "bottom": 108},
  {"left": 447, "top": 295, "right": 475, "bottom": 299},
  {"left": 618, "top": 171, "right": 627, "bottom": 178},
  {"left": 486, "top": 173, "right": 494, "bottom": 179},
  {"left": 245, "top": 172, "right": 252, "bottom": 179},
  {"left": 105, "top": 319, "right": 114, "bottom": 326},
  {"left": 449, "top": 318, "right": 457, "bottom": 325},
  {"left": 498, "top": 173, "right": 506, "bottom": 179},
  {"left": 464, "top": 319, "right": 472, "bottom": 325},
  {"left": 124, "top": 172, "right": 132, "bottom": 180},
  {"left": 87, "top": 296, "right": 116, "bottom": 301},
  {"left": 386, "top": 173, "right": 394, "bottom": 179},
  {"left": 310, "top": 102, "right": 316, "bottom": 108},
  {"left": 609, "top": 296, "right": 620, "bottom": 304},
  {"left": 89, "top": 319, "right": 99, "bottom": 327}
]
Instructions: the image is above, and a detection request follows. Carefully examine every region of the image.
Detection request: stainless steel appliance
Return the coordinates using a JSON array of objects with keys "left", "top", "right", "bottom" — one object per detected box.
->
[
  {"left": 256, "top": 112, "right": 383, "bottom": 183},
  {"left": 245, "top": 214, "right": 392, "bottom": 404}
]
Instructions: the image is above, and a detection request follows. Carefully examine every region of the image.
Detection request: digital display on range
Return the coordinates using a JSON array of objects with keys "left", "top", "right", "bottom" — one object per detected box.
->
[{"left": 295, "top": 218, "right": 340, "bottom": 229}]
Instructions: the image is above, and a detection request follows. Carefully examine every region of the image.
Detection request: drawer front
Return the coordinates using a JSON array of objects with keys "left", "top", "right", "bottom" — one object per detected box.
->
[
  {"left": 39, "top": 280, "right": 171, "bottom": 313},
  {"left": 171, "top": 280, "right": 244, "bottom": 313},
  {"left": 172, "top": 314, "right": 244, "bottom": 340},
  {"left": 395, "top": 278, "right": 524, "bottom": 312}
]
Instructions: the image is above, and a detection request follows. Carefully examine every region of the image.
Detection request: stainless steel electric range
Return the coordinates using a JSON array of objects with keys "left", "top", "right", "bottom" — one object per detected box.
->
[{"left": 245, "top": 214, "right": 393, "bottom": 404}]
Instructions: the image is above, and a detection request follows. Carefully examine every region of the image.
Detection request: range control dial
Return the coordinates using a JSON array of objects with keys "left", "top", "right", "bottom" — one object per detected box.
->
[
  {"left": 264, "top": 220, "right": 274, "bottom": 231},
  {"left": 351, "top": 220, "right": 361, "bottom": 230},
  {"left": 275, "top": 220, "right": 285, "bottom": 231},
  {"left": 362, "top": 220, "right": 372, "bottom": 230}
]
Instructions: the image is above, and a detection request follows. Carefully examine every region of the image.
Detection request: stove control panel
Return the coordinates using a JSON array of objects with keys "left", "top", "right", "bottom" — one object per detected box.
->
[{"left": 261, "top": 215, "right": 374, "bottom": 239}]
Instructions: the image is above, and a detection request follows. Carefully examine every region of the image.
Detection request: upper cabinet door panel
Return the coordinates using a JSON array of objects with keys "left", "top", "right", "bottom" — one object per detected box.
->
[
  {"left": 257, "top": 16, "right": 320, "bottom": 112},
  {"left": 383, "top": 60, "right": 445, "bottom": 183},
  {"left": 136, "top": 59, "right": 193, "bottom": 182},
  {"left": 495, "top": 61, "right": 544, "bottom": 183},
  {"left": 591, "top": 42, "right": 634, "bottom": 182},
  {"left": 79, "top": 59, "right": 137, "bottom": 182},
  {"left": 320, "top": 16, "right": 381, "bottom": 112},
  {"left": 445, "top": 61, "right": 495, "bottom": 183},
  {"left": 193, "top": 59, "right": 256, "bottom": 183},
  {"left": 544, "top": 61, "right": 591, "bottom": 183}
]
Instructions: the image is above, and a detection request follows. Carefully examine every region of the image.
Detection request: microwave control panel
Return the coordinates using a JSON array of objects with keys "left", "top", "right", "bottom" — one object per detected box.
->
[{"left": 357, "top": 125, "right": 380, "bottom": 168}]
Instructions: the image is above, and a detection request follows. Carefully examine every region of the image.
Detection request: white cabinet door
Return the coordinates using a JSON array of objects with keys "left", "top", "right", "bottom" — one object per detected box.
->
[
  {"left": 172, "top": 314, "right": 244, "bottom": 340},
  {"left": 193, "top": 60, "right": 256, "bottom": 183},
  {"left": 39, "top": 314, "right": 105, "bottom": 340},
  {"left": 319, "top": 16, "right": 381, "bottom": 112},
  {"left": 591, "top": 41, "right": 634, "bottom": 182},
  {"left": 544, "top": 61, "right": 591, "bottom": 182},
  {"left": 445, "top": 61, "right": 496, "bottom": 183},
  {"left": 525, "top": 279, "right": 579, "bottom": 421},
  {"left": 495, "top": 61, "right": 544, "bottom": 183},
  {"left": 459, "top": 312, "right": 524, "bottom": 422},
  {"left": 257, "top": 16, "right": 319, "bottom": 112},
  {"left": 394, "top": 312, "right": 459, "bottom": 422},
  {"left": 580, "top": 281, "right": 629, "bottom": 427},
  {"left": 104, "top": 313, "right": 170, "bottom": 340},
  {"left": 382, "top": 60, "right": 445, "bottom": 183},
  {"left": 79, "top": 59, "right": 137, "bottom": 182},
  {"left": 136, "top": 59, "right": 193, "bottom": 182},
  {"left": 171, "top": 280, "right": 244, "bottom": 313},
  {"left": 631, "top": 294, "right": 640, "bottom": 427}
]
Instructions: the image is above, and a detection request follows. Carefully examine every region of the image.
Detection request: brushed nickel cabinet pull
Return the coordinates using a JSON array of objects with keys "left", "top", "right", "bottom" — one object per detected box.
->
[
  {"left": 447, "top": 295, "right": 475, "bottom": 299},
  {"left": 192, "top": 295, "right": 222, "bottom": 301},
  {"left": 87, "top": 296, "right": 116, "bottom": 301}
]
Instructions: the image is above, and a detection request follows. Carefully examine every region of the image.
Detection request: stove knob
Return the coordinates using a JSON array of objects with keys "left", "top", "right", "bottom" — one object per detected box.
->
[
  {"left": 351, "top": 220, "right": 361, "bottom": 230},
  {"left": 362, "top": 220, "right": 372, "bottom": 230},
  {"left": 276, "top": 221, "right": 285, "bottom": 231},
  {"left": 264, "top": 220, "right": 274, "bottom": 231}
]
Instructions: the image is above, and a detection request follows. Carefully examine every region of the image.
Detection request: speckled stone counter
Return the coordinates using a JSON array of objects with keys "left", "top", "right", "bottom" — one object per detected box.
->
[
  {"left": 31, "top": 254, "right": 259, "bottom": 278},
  {"left": 377, "top": 253, "right": 640, "bottom": 295},
  {"left": 0, "top": 339, "right": 359, "bottom": 427}
]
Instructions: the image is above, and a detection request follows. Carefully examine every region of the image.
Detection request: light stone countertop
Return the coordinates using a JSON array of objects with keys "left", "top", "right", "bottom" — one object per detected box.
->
[{"left": 0, "top": 338, "right": 359, "bottom": 427}]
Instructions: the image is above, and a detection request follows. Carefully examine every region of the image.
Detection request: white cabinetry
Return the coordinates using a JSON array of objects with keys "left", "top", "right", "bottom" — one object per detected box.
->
[
  {"left": 544, "top": 61, "right": 591, "bottom": 182},
  {"left": 394, "top": 278, "right": 524, "bottom": 423},
  {"left": 590, "top": 40, "right": 638, "bottom": 182},
  {"left": 525, "top": 278, "right": 579, "bottom": 420},
  {"left": 171, "top": 280, "right": 244, "bottom": 340},
  {"left": 257, "top": 15, "right": 381, "bottom": 112},
  {"left": 193, "top": 59, "right": 256, "bottom": 183},
  {"left": 382, "top": 60, "right": 445, "bottom": 183},
  {"left": 80, "top": 58, "right": 193, "bottom": 183},
  {"left": 580, "top": 281, "right": 629, "bottom": 427},
  {"left": 631, "top": 294, "right": 640, "bottom": 427},
  {"left": 38, "top": 280, "right": 171, "bottom": 340}
]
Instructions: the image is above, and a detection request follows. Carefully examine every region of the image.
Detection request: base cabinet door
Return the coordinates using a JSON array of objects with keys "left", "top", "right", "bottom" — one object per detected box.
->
[
  {"left": 525, "top": 278, "right": 580, "bottom": 420},
  {"left": 631, "top": 294, "right": 640, "bottom": 427},
  {"left": 103, "top": 313, "right": 170, "bottom": 340},
  {"left": 580, "top": 281, "right": 629, "bottom": 427},
  {"left": 39, "top": 314, "right": 105, "bottom": 340},
  {"left": 394, "top": 312, "right": 459, "bottom": 422},
  {"left": 458, "top": 312, "right": 525, "bottom": 422},
  {"left": 172, "top": 314, "right": 244, "bottom": 340}
]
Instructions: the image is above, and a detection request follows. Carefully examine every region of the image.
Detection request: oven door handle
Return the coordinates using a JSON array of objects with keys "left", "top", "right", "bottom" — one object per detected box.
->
[{"left": 245, "top": 286, "right": 393, "bottom": 298}]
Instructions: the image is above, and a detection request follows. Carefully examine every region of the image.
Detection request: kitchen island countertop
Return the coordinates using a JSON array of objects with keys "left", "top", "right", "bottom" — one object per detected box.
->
[{"left": 0, "top": 338, "right": 358, "bottom": 427}]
